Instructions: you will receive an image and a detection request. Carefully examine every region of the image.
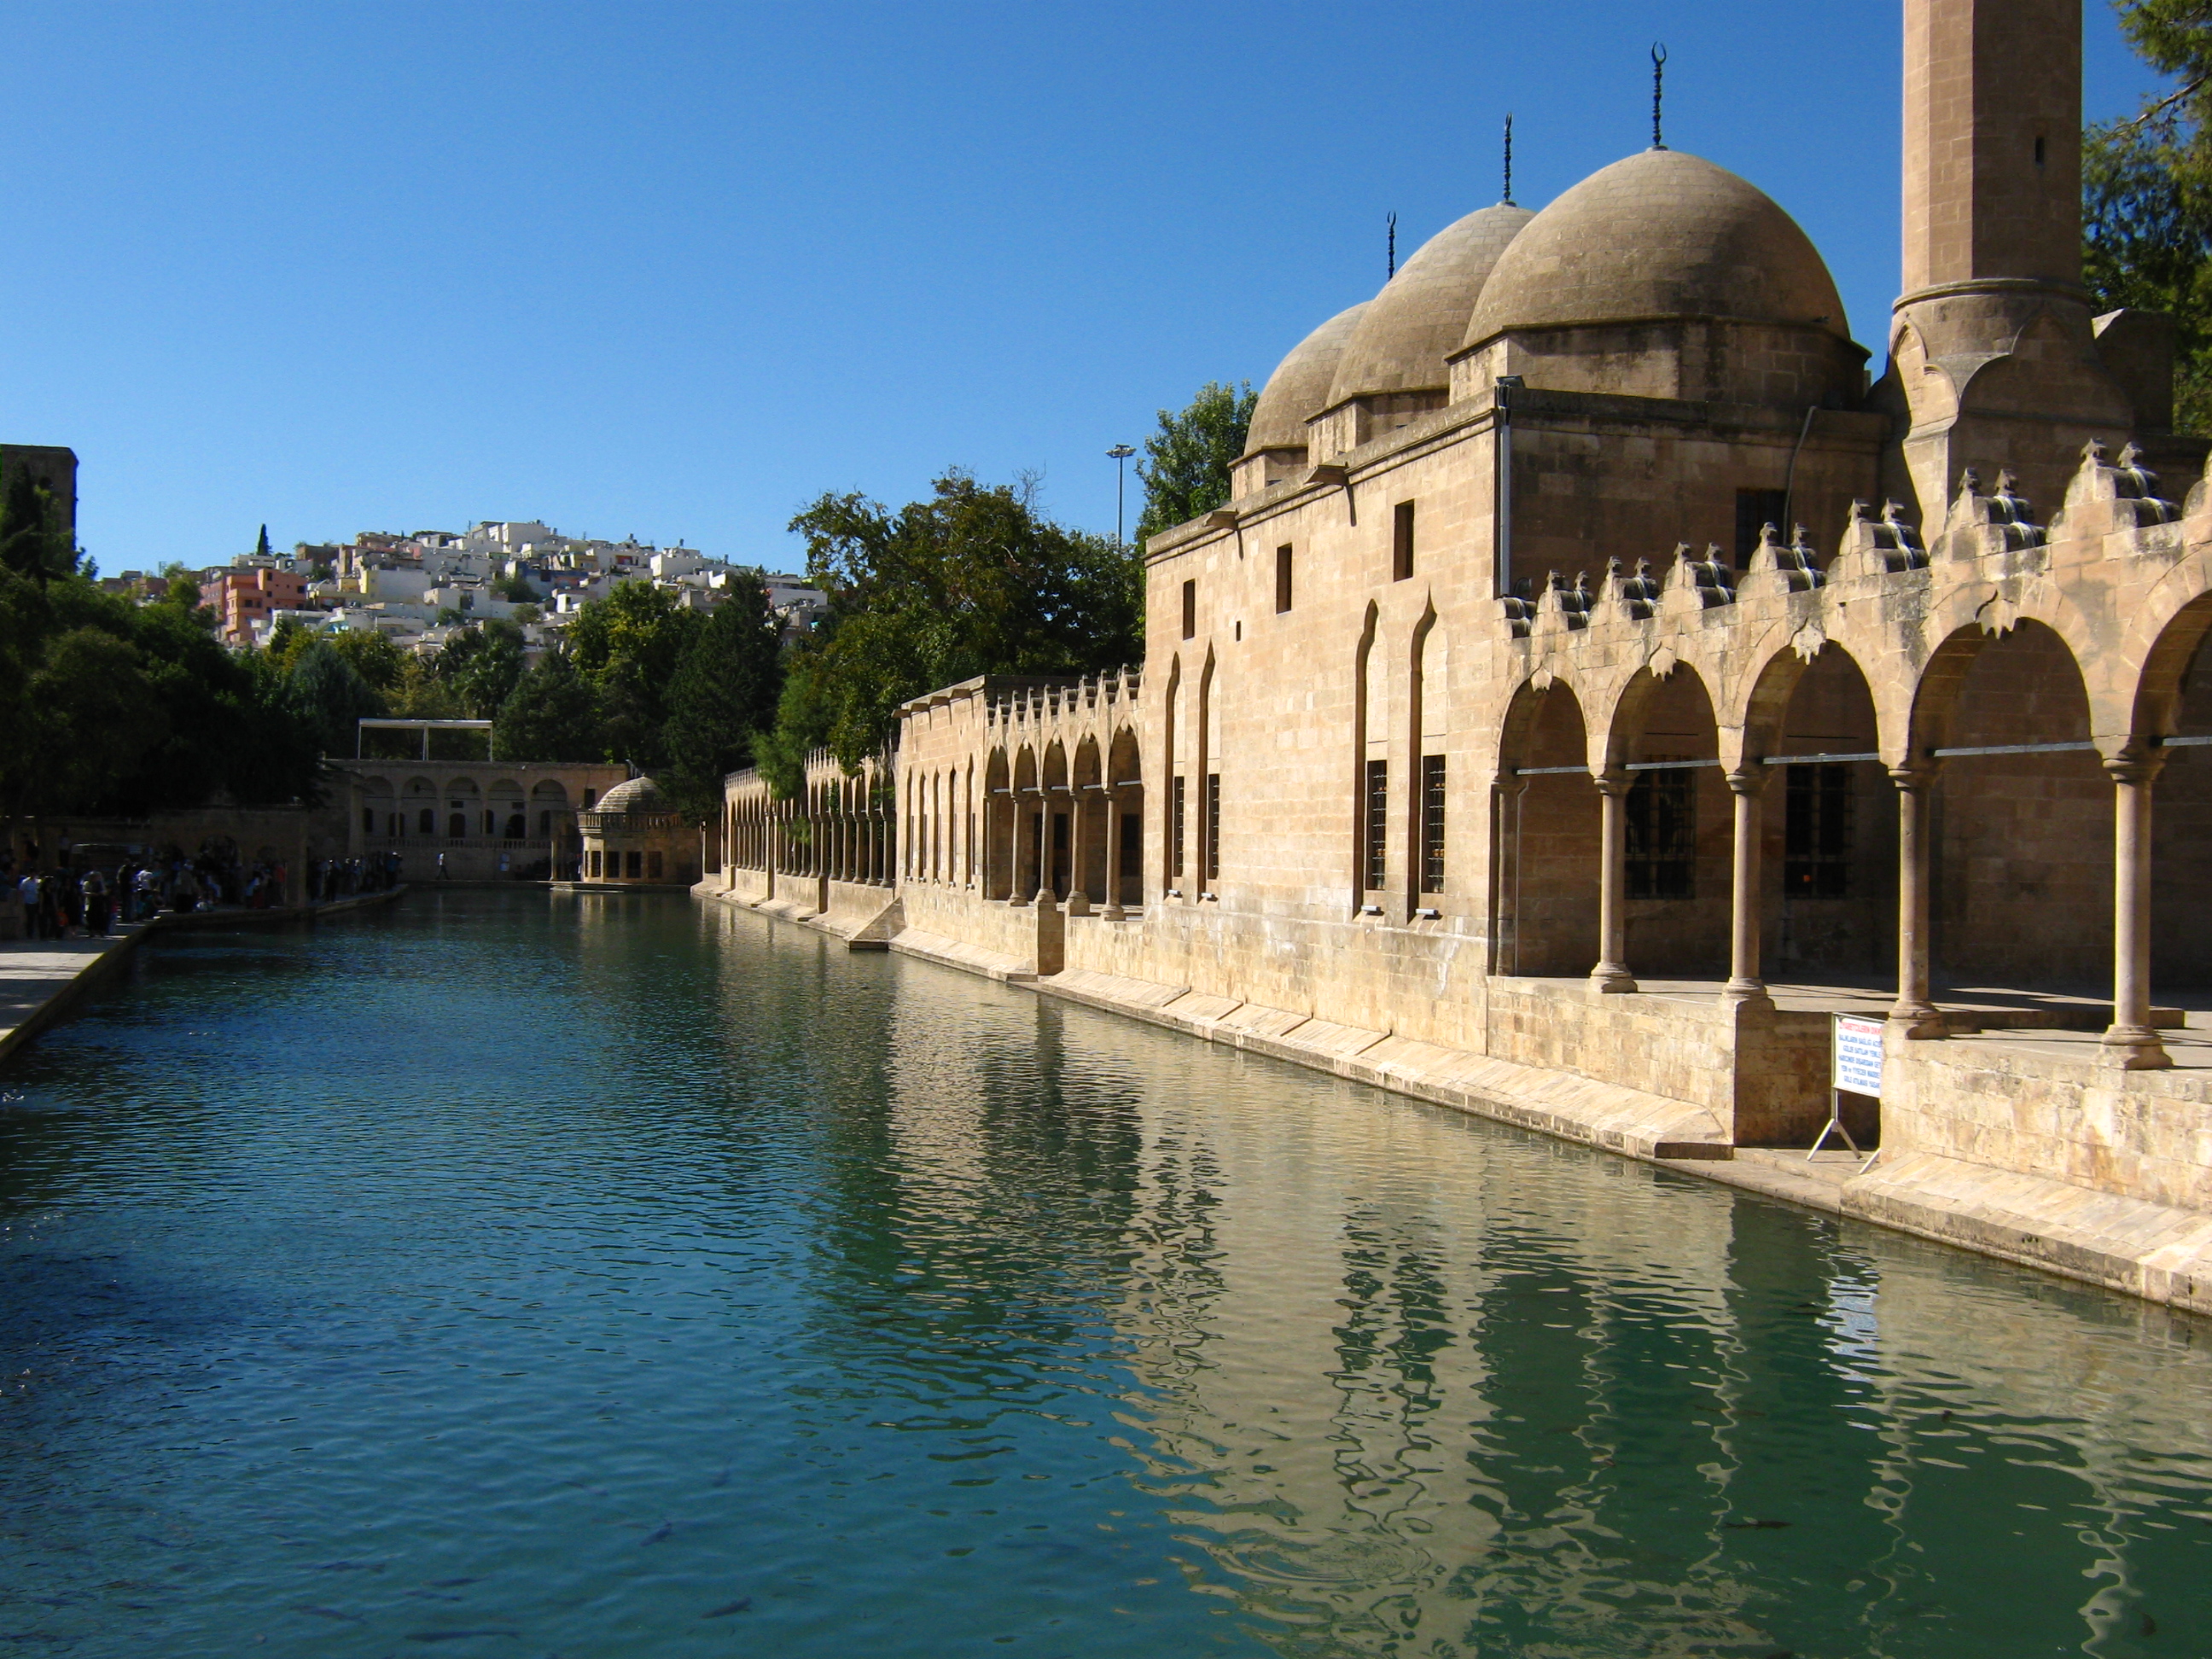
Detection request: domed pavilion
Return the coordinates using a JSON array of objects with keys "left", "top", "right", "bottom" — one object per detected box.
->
[{"left": 576, "top": 776, "right": 700, "bottom": 888}]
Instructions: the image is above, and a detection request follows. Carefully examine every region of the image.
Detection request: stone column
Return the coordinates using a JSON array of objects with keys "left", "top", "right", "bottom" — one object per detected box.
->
[
  {"left": 1010, "top": 797, "right": 1034, "bottom": 906},
  {"left": 1066, "top": 793, "right": 1092, "bottom": 916},
  {"left": 1589, "top": 772, "right": 1636, "bottom": 994},
  {"left": 2103, "top": 752, "right": 2170, "bottom": 1068},
  {"left": 1103, "top": 789, "right": 1126, "bottom": 918},
  {"left": 1722, "top": 768, "right": 1773, "bottom": 1009},
  {"left": 1033, "top": 796, "right": 1055, "bottom": 908},
  {"left": 1887, "top": 767, "right": 1945, "bottom": 1037}
]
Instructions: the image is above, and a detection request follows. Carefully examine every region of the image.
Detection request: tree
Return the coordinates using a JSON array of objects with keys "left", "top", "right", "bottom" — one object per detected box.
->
[
  {"left": 0, "top": 470, "right": 78, "bottom": 585},
  {"left": 1132, "top": 380, "right": 1255, "bottom": 546},
  {"left": 772, "top": 469, "right": 1143, "bottom": 772},
  {"left": 389, "top": 655, "right": 464, "bottom": 719},
  {"left": 326, "top": 627, "right": 405, "bottom": 694},
  {"left": 566, "top": 579, "right": 702, "bottom": 770},
  {"left": 254, "top": 523, "right": 273, "bottom": 562},
  {"left": 2086, "top": 0, "right": 2212, "bottom": 432},
  {"left": 492, "top": 648, "right": 604, "bottom": 762},
  {"left": 435, "top": 618, "right": 527, "bottom": 719},
  {"left": 661, "top": 576, "right": 786, "bottom": 820},
  {"left": 287, "top": 640, "right": 384, "bottom": 757}
]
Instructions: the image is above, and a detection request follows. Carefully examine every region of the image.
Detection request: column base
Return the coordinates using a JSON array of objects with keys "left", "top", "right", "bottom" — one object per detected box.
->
[
  {"left": 1588, "top": 965, "right": 1638, "bottom": 995},
  {"left": 1065, "top": 893, "right": 1091, "bottom": 917},
  {"left": 2099, "top": 1025, "right": 2173, "bottom": 1069},
  {"left": 1720, "top": 978, "right": 1774, "bottom": 1012},
  {"left": 1100, "top": 905, "right": 1126, "bottom": 921},
  {"left": 1009, "top": 894, "right": 1032, "bottom": 908},
  {"left": 1033, "top": 894, "right": 1059, "bottom": 913},
  {"left": 1887, "top": 998, "right": 1947, "bottom": 1039}
]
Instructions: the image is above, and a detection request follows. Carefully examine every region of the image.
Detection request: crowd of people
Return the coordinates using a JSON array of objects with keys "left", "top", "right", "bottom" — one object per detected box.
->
[{"left": 3, "top": 844, "right": 403, "bottom": 942}]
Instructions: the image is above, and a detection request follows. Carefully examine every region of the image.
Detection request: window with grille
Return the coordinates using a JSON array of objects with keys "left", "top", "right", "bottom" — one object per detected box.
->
[
  {"left": 1364, "top": 759, "right": 1388, "bottom": 891},
  {"left": 1171, "top": 776, "right": 1185, "bottom": 878},
  {"left": 1205, "top": 774, "right": 1220, "bottom": 882},
  {"left": 1420, "top": 754, "right": 1446, "bottom": 892},
  {"left": 1626, "top": 766, "right": 1695, "bottom": 899},
  {"left": 1275, "top": 545, "right": 1294, "bottom": 613},
  {"left": 1180, "top": 579, "right": 1196, "bottom": 639},
  {"left": 1392, "top": 502, "right": 1416, "bottom": 581},
  {"left": 1784, "top": 764, "right": 1852, "bottom": 899}
]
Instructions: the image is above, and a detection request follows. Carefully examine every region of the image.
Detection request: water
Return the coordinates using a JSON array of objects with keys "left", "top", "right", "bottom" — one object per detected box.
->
[{"left": 1, "top": 892, "right": 2209, "bottom": 1657}]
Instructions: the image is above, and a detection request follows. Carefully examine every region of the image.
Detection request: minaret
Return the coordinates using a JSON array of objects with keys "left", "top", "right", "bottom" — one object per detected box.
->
[{"left": 1887, "top": 0, "right": 2140, "bottom": 522}]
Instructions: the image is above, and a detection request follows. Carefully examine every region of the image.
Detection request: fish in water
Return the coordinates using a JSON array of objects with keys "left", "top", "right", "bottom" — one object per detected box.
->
[
  {"left": 702, "top": 1599, "right": 753, "bottom": 1618},
  {"left": 1724, "top": 1519, "right": 1791, "bottom": 1531},
  {"left": 426, "top": 1578, "right": 480, "bottom": 1588},
  {"left": 643, "top": 1522, "right": 672, "bottom": 1545},
  {"left": 294, "top": 1607, "right": 364, "bottom": 1624},
  {"left": 710, "top": 1466, "right": 731, "bottom": 1488}
]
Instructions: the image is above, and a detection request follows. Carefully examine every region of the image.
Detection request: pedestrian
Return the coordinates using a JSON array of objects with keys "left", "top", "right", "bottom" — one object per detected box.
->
[
  {"left": 82, "top": 869, "right": 109, "bottom": 937},
  {"left": 437, "top": 851, "right": 449, "bottom": 882},
  {"left": 16, "top": 868, "right": 37, "bottom": 940}
]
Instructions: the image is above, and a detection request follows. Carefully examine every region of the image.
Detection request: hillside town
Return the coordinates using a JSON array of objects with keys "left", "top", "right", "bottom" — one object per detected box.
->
[{"left": 103, "top": 518, "right": 826, "bottom": 655}]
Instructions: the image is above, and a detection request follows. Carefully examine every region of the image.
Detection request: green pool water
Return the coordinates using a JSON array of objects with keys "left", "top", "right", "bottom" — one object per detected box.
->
[{"left": 1, "top": 889, "right": 2207, "bottom": 1656}]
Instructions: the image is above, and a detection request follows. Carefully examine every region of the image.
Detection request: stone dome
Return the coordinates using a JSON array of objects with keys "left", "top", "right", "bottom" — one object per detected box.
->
[
  {"left": 594, "top": 776, "right": 669, "bottom": 813},
  {"left": 1461, "top": 149, "right": 1848, "bottom": 351},
  {"left": 1325, "top": 203, "right": 1536, "bottom": 405},
  {"left": 1242, "top": 303, "right": 1365, "bottom": 456}
]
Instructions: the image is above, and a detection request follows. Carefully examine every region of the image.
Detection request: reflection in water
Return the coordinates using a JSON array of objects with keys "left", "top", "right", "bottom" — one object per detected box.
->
[{"left": 0, "top": 889, "right": 2205, "bottom": 1657}]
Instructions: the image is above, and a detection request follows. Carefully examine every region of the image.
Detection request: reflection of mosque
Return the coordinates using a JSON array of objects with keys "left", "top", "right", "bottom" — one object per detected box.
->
[
  {"left": 1039, "top": 1015, "right": 2212, "bottom": 1653},
  {"left": 712, "top": 0, "right": 2212, "bottom": 1316}
]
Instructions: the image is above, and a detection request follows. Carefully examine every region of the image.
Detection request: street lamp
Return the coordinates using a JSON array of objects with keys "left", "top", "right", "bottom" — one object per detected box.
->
[{"left": 1107, "top": 445, "right": 1135, "bottom": 546}]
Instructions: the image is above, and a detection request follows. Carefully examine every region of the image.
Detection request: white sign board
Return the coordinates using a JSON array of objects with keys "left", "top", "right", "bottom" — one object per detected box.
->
[{"left": 1833, "top": 1014, "right": 1885, "bottom": 1098}]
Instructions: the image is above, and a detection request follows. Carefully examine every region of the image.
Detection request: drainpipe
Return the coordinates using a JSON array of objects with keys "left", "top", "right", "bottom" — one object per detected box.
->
[{"left": 1493, "top": 375, "right": 1522, "bottom": 598}]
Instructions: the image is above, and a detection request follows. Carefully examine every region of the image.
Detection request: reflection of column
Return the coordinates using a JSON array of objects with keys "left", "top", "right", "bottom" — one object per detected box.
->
[
  {"left": 1722, "top": 769, "right": 1773, "bottom": 1009},
  {"left": 2104, "top": 753, "right": 2170, "bottom": 1068},
  {"left": 1103, "top": 789, "right": 1126, "bottom": 918},
  {"left": 1589, "top": 771, "right": 1636, "bottom": 993}
]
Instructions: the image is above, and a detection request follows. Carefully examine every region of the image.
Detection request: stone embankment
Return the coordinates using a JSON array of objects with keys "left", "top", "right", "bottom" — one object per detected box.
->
[
  {"left": 700, "top": 882, "right": 2212, "bottom": 1318},
  {"left": 0, "top": 888, "right": 407, "bottom": 1068}
]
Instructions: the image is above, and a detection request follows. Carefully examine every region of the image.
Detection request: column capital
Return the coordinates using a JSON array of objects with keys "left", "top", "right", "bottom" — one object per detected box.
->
[
  {"left": 2102, "top": 750, "right": 2168, "bottom": 788},
  {"left": 1723, "top": 766, "right": 1769, "bottom": 798},
  {"left": 1591, "top": 769, "right": 1632, "bottom": 797}
]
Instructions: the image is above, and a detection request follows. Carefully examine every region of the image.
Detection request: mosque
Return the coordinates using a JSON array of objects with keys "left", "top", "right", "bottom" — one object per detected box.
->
[{"left": 715, "top": 0, "right": 2212, "bottom": 1313}]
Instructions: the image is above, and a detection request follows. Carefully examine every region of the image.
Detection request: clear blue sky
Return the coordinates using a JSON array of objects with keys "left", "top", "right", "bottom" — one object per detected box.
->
[{"left": 0, "top": 2, "right": 2168, "bottom": 575}]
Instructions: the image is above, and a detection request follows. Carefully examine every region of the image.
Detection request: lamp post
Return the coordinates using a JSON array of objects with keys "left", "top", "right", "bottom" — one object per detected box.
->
[{"left": 1107, "top": 444, "right": 1135, "bottom": 545}]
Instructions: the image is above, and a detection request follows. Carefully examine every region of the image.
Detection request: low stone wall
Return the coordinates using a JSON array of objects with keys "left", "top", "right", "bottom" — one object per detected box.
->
[{"left": 1886, "top": 1040, "right": 2212, "bottom": 1214}]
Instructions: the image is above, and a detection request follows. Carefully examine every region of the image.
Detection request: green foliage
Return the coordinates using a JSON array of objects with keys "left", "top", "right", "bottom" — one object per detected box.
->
[
  {"left": 491, "top": 569, "right": 538, "bottom": 602},
  {"left": 2086, "top": 1, "right": 2212, "bottom": 432},
  {"left": 0, "top": 565, "right": 323, "bottom": 820},
  {"left": 435, "top": 619, "right": 527, "bottom": 719},
  {"left": 253, "top": 524, "right": 273, "bottom": 562},
  {"left": 286, "top": 640, "right": 384, "bottom": 757},
  {"left": 325, "top": 627, "right": 405, "bottom": 692},
  {"left": 492, "top": 647, "right": 604, "bottom": 763},
  {"left": 566, "top": 579, "right": 703, "bottom": 770},
  {"left": 661, "top": 573, "right": 785, "bottom": 820},
  {"left": 389, "top": 656, "right": 464, "bottom": 719},
  {"left": 772, "top": 470, "right": 1142, "bottom": 776},
  {"left": 1132, "top": 381, "right": 1254, "bottom": 546},
  {"left": 0, "top": 469, "right": 78, "bottom": 585}
]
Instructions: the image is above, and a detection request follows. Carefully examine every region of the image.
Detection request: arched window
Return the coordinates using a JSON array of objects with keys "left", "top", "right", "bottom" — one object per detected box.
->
[{"left": 418, "top": 808, "right": 435, "bottom": 835}]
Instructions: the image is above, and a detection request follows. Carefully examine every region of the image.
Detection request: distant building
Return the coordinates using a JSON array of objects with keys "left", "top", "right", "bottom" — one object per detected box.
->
[
  {"left": 200, "top": 566, "right": 307, "bottom": 647},
  {"left": 0, "top": 445, "right": 78, "bottom": 530}
]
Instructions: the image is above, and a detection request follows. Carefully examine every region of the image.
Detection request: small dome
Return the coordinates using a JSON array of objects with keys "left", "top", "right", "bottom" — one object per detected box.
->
[
  {"left": 1463, "top": 149, "right": 1848, "bottom": 350},
  {"left": 1243, "top": 303, "right": 1365, "bottom": 455},
  {"left": 1325, "top": 203, "right": 1536, "bottom": 405},
  {"left": 594, "top": 776, "right": 668, "bottom": 813}
]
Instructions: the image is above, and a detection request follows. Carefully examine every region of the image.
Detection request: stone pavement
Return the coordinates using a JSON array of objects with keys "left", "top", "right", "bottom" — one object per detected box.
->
[{"left": 0, "top": 927, "right": 152, "bottom": 1067}]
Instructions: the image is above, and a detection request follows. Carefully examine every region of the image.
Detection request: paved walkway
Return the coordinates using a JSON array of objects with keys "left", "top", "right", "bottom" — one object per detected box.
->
[{"left": 0, "top": 926, "right": 152, "bottom": 1066}]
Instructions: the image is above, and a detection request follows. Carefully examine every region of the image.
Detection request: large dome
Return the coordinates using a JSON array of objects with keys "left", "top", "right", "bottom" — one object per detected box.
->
[
  {"left": 1325, "top": 203, "right": 1535, "bottom": 405},
  {"left": 593, "top": 776, "right": 669, "bottom": 814},
  {"left": 1243, "top": 303, "right": 1365, "bottom": 455},
  {"left": 1462, "top": 149, "right": 1848, "bottom": 351}
]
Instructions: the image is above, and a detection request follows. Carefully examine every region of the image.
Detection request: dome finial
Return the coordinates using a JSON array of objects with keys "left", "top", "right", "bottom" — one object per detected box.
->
[
  {"left": 1650, "top": 42, "right": 1668, "bottom": 150},
  {"left": 1502, "top": 113, "right": 1515, "bottom": 206},
  {"left": 1386, "top": 211, "right": 1396, "bottom": 279}
]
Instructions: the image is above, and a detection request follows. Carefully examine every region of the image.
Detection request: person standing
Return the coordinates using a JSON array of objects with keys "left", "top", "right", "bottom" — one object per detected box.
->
[
  {"left": 437, "top": 851, "right": 449, "bottom": 882},
  {"left": 16, "top": 869, "right": 37, "bottom": 940},
  {"left": 81, "top": 869, "right": 108, "bottom": 937}
]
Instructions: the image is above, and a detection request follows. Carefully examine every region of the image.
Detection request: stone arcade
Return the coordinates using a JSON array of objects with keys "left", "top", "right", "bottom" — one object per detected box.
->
[{"left": 713, "top": 0, "right": 2212, "bottom": 1312}]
